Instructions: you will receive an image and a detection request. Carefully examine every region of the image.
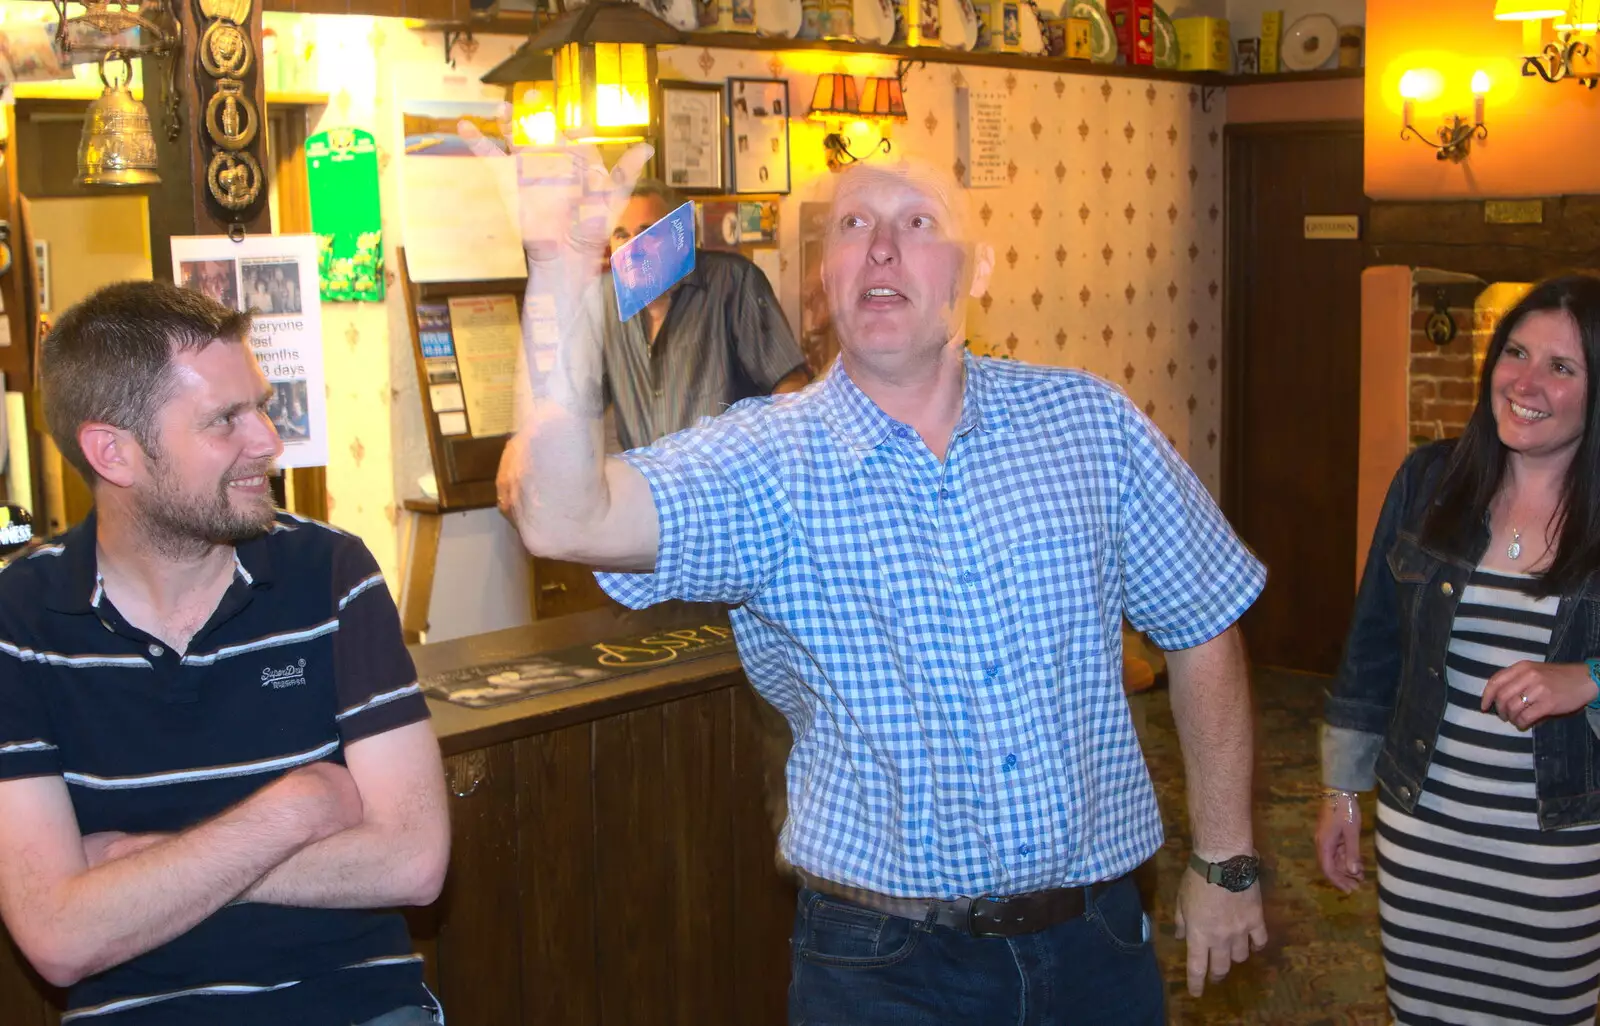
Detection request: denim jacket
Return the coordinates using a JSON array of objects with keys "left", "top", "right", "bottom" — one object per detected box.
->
[{"left": 1323, "top": 439, "right": 1600, "bottom": 830}]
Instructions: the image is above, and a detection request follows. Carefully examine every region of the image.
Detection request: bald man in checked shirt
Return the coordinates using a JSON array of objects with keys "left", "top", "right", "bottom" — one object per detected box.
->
[
  {"left": 496, "top": 150, "right": 1267, "bottom": 1025},
  {"left": 598, "top": 179, "right": 809, "bottom": 451}
]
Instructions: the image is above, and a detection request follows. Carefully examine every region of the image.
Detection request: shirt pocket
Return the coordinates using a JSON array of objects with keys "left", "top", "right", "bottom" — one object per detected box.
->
[
  {"left": 1386, "top": 533, "right": 1439, "bottom": 623},
  {"left": 1007, "top": 528, "right": 1108, "bottom": 668}
]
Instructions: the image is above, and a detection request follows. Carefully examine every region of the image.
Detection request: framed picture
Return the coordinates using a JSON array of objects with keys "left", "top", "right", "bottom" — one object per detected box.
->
[
  {"left": 658, "top": 80, "right": 725, "bottom": 194},
  {"left": 727, "top": 77, "right": 790, "bottom": 195}
]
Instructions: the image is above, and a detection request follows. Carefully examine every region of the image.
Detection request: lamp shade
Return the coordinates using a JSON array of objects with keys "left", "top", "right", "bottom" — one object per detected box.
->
[
  {"left": 808, "top": 73, "right": 859, "bottom": 119},
  {"left": 554, "top": 40, "right": 655, "bottom": 143},
  {"left": 1557, "top": 0, "right": 1600, "bottom": 29},
  {"left": 1493, "top": 0, "right": 1565, "bottom": 19},
  {"left": 859, "top": 76, "right": 908, "bottom": 120}
]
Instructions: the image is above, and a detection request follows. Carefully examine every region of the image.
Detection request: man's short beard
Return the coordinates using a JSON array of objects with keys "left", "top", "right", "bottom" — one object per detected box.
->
[{"left": 136, "top": 446, "right": 276, "bottom": 557}]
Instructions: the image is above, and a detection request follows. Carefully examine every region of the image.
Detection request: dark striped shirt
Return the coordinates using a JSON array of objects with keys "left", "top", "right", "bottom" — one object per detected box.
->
[
  {"left": 595, "top": 249, "right": 807, "bottom": 451},
  {"left": 1377, "top": 569, "right": 1600, "bottom": 1026},
  {"left": 0, "top": 511, "right": 431, "bottom": 1025}
]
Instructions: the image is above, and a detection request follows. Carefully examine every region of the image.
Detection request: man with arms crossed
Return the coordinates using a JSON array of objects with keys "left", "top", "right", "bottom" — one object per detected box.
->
[
  {"left": 499, "top": 153, "right": 1266, "bottom": 1022},
  {"left": 0, "top": 281, "right": 450, "bottom": 1025}
]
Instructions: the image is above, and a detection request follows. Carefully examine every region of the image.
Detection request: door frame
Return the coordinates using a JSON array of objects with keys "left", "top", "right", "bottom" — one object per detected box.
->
[{"left": 1220, "top": 119, "right": 1366, "bottom": 526}]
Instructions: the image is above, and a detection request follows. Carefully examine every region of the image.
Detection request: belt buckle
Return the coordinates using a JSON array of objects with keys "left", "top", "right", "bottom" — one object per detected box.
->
[{"left": 966, "top": 894, "right": 1006, "bottom": 938}]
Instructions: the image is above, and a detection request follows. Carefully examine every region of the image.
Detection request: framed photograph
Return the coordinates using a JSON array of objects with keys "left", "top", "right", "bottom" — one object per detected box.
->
[
  {"left": 658, "top": 80, "right": 725, "bottom": 194},
  {"left": 727, "top": 77, "right": 790, "bottom": 195}
]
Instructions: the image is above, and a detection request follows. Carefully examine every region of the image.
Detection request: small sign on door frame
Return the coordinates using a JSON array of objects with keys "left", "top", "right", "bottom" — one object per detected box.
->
[{"left": 1303, "top": 215, "right": 1361, "bottom": 240}]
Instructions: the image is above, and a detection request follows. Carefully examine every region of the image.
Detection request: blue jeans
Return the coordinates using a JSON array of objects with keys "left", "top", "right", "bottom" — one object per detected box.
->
[{"left": 788, "top": 875, "right": 1165, "bottom": 1025}]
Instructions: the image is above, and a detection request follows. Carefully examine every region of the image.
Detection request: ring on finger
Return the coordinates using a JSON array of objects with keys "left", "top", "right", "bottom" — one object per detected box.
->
[{"left": 1520, "top": 692, "right": 1531, "bottom": 706}]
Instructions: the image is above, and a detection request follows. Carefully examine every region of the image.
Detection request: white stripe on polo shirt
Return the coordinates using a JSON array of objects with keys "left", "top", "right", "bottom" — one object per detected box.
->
[
  {"left": 338, "top": 572, "right": 385, "bottom": 610},
  {"left": 336, "top": 682, "right": 421, "bottom": 722},
  {"left": 0, "top": 739, "right": 56, "bottom": 754},
  {"left": 63, "top": 739, "right": 340, "bottom": 790},
  {"left": 0, "top": 639, "right": 151, "bottom": 669},
  {"left": 180, "top": 619, "right": 339, "bottom": 666},
  {"left": 57, "top": 953, "right": 425, "bottom": 1021}
]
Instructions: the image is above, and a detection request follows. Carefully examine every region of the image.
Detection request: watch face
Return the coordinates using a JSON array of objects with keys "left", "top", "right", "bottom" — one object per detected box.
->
[{"left": 1217, "top": 855, "right": 1260, "bottom": 892}]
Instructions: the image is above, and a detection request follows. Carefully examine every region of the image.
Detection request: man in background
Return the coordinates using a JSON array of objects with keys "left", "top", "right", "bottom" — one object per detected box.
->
[{"left": 599, "top": 178, "right": 810, "bottom": 451}]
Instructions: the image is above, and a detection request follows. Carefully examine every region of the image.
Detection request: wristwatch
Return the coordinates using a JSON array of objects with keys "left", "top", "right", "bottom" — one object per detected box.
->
[{"left": 1189, "top": 852, "right": 1261, "bottom": 892}]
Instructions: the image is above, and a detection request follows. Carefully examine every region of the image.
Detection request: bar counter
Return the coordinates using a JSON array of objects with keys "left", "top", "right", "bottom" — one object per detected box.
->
[{"left": 0, "top": 603, "right": 797, "bottom": 1026}]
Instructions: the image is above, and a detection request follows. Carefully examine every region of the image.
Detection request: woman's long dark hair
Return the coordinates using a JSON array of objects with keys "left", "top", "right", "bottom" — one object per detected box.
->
[{"left": 1421, "top": 274, "right": 1600, "bottom": 597}]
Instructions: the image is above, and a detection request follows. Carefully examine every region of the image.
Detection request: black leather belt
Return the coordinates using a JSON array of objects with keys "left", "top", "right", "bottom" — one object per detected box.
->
[{"left": 798, "top": 871, "right": 1124, "bottom": 938}]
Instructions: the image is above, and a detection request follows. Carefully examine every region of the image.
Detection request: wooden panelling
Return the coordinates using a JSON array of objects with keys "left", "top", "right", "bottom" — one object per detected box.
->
[
  {"left": 593, "top": 704, "right": 675, "bottom": 1025},
  {"left": 661, "top": 691, "right": 735, "bottom": 1025},
  {"left": 730, "top": 687, "right": 797, "bottom": 1026},
  {"left": 433, "top": 744, "right": 525, "bottom": 1024},
  {"left": 514, "top": 723, "right": 599, "bottom": 1026},
  {"left": 1366, "top": 197, "right": 1600, "bottom": 283}
]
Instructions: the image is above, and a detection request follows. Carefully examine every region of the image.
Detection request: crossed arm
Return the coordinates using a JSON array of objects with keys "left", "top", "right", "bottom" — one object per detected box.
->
[{"left": 0, "top": 721, "right": 448, "bottom": 987}]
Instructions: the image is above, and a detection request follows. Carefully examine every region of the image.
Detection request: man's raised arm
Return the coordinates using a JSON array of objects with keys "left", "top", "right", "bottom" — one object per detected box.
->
[{"left": 472, "top": 136, "right": 661, "bottom": 571}]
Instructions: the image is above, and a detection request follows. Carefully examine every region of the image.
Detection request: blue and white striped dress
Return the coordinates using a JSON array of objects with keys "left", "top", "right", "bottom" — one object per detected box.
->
[{"left": 1378, "top": 568, "right": 1600, "bottom": 1026}]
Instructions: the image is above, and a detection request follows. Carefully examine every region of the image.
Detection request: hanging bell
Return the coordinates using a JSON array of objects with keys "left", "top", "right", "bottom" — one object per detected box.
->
[{"left": 76, "top": 52, "right": 160, "bottom": 188}]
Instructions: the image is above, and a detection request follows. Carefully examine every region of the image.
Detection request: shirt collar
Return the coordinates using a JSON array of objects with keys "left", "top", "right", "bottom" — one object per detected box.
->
[
  {"left": 43, "top": 509, "right": 277, "bottom": 615},
  {"left": 821, "top": 347, "right": 1010, "bottom": 451}
]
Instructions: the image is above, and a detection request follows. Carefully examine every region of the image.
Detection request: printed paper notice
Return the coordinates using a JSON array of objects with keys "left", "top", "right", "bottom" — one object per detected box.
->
[
  {"left": 171, "top": 233, "right": 327, "bottom": 468},
  {"left": 956, "top": 88, "right": 1007, "bottom": 189},
  {"left": 447, "top": 294, "right": 519, "bottom": 438}
]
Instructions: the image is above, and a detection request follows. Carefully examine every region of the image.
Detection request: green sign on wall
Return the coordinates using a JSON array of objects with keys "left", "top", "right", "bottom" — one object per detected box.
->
[{"left": 305, "top": 127, "right": 385, "bottom": 303}]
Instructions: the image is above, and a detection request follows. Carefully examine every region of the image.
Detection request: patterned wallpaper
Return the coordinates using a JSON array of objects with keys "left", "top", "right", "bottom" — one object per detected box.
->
[{"left": 277, "top": 16, "right": 1226, "bottom": 593}]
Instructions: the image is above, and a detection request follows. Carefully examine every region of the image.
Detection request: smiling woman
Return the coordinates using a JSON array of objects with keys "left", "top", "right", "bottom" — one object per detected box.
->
[{"left": 1319, "top": 275, "right": 1600, "bottom": 1026}]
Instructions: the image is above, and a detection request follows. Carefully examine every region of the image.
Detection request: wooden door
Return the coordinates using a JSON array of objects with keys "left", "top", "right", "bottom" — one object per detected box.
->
[{"left": 1223, "top": 122, "right": 1365, "bottom": 675}]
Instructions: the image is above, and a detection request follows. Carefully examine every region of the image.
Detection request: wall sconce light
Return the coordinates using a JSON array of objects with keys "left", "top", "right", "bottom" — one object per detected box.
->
[
  {"left": 1399, "top": 69, "right": 1489, "bottom": 162},
  {"left": 524, "top": 0, "right": 683, "bottom": 145},
  {"left": 1500, "top": 0, "right": 1600, "bottom": 87},
  {"left": 809, "top": 73, "right": 908, "bottom": 171}
]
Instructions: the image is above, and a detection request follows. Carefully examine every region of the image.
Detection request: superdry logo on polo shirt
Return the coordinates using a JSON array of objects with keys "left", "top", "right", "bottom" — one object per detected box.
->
[{"left": 260, "top": 658, "right": 308, "bottom": 689}]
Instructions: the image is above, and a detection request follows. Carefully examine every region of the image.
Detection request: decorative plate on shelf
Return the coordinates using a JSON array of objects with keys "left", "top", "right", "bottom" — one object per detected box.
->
[
  {"left": 649, "top": 0, "right": 701, "bottom": 32},
  {"left": 1069, "top": 0, "right": 1116, "bottom": 63},
  {"left": 937, "top": 0, "right": 978, "bottom": 49},
  {"left": 1018, "top": 0, "right": 1046, "bottom": 55},
  {"left": 754, "top": 0, "right": 804, "bottom": 36},
  {"left": 1280, "top": 13, "right": 1338, "bottom": 71},
  {"left": 1152, "top": 3, "right": 1178, "bottom": 69},
  {"left": 854, "top": 0, "right": 896, "bottom": 44}
]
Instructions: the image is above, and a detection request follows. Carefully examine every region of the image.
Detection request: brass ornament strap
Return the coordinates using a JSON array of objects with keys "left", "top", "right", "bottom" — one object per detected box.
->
[
  {"left": 205, "top": 77, "right": 258, "bottom": 149},
  {"left": 194, "top": 0, "right": 264, "bottom": 221},
  {"left": 206, "top": 147, "right": 262, "bottom": 210},
  {"left": 199, "top": 19, "right": 251, "bottom": 77}
]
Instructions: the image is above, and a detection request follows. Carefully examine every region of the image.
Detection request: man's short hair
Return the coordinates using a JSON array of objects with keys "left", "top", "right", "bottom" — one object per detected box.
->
[
  {"left": 41, "top": 280, "right": 252, "bottom": 481},
  {"left": 631, "top": 177, "right": 684, "bottom": 212}
]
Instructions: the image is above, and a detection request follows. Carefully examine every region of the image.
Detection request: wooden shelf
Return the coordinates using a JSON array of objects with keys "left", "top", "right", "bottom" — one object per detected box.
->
[{"left": 412, "top": 16, "right": 1363, "bottom": 88}]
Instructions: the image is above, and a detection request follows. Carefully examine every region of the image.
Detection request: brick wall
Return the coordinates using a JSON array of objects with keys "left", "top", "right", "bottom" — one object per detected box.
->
[{"left": 1408, "top": 279, "right": 1537, "bottom": 446}]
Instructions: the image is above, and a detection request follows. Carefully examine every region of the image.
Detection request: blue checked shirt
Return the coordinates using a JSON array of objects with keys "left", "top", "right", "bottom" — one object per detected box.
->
[{"left": 598, "top": 351, "right": 1264, "bottom": 898}]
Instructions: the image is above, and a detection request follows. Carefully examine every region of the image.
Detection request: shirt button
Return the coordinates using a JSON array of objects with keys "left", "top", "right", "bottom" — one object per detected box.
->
[
  {"left": 1003, "top": 754, "right": 1018, "bottom": 770},
  {"left": 1398, "top": 785, "right": 1413, "bottom": 801},
  {"left": 960, "top": 569, "right": 978, "bottom": 585},
  {"left": 985, "top": 664, "right": 1001, "bottom": 679},
  {"left": 1413, "top": 738, "right": 1428, "bottom": 754},
  {"left": 147, "top": 644, "right": 164, "bottom": 657},
  {"left": 1441, "top": 582, "right": 1454, "bottom": 596},
  {"left": 1018, "top": 844, "right": 1033, "bottom": 856},
  {"left": 1428, "top": 667, "right": 1440, "bottom": 679}
]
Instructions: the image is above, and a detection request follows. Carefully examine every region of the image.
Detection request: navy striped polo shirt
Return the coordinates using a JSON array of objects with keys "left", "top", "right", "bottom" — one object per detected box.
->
[{"left": 0, "top": 511, "right": 433, "bottom": 1025}]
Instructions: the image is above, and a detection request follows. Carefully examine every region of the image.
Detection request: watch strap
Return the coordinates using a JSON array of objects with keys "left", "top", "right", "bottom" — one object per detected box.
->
[
  {"left": 1587, "top": 659, "right": 1600, "bottom": 711},
  {"left": 1188, "top": 852, "right": 1220, "bottom": 884}
]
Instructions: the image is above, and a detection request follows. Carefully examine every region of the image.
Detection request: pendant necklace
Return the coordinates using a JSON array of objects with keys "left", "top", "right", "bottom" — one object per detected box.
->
[{"left": 1508, "top": 528, "right": 1523, "bottom": 560}]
